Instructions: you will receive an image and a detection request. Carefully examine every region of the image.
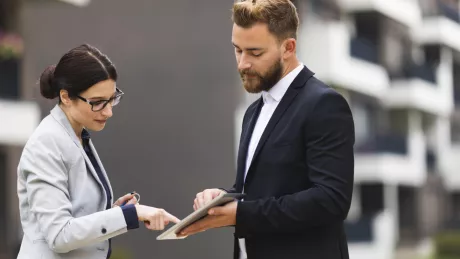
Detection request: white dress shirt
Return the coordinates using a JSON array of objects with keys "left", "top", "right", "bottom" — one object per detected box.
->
[{"left": 239, "top": 63, "right": 304, "bottom": 259}]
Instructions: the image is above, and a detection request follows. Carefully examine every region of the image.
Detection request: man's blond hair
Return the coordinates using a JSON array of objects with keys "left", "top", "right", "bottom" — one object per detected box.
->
[{"left": 232, "top": 0, "right": 299, "bottom": 41}]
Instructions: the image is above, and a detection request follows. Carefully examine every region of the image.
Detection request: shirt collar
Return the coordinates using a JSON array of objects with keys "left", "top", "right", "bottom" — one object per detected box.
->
[{"left": 262, "top": 63, "right": 304, "bottom": 104}]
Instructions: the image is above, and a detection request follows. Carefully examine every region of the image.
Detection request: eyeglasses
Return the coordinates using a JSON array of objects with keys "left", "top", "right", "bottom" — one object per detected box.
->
[{"left": 77, "top": 88, "right": 124, "bottom": 112}]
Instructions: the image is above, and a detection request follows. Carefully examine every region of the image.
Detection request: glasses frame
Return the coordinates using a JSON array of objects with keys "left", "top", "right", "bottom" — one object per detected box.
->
[{"left": 76, "top": 88, "right": 124, "bottom": 112}]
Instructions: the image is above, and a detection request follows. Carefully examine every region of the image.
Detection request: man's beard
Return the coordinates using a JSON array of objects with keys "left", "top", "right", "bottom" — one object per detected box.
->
[{"left": 239, "top": 59, "right": 283, "bottom": 94}]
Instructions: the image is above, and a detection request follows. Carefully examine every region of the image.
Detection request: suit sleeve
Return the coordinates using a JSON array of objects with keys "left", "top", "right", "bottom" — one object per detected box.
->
[
  {"left": 235, "top": 91, "right": 355, "bottom": 236},
  {"left": 20, "top": 136, "right": 130, "bottom": 253}
]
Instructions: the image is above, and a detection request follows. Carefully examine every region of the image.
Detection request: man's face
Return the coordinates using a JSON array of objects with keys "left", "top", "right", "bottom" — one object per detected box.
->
[{"left": 232, "top": 23, "right": 284, "bottom": 93}]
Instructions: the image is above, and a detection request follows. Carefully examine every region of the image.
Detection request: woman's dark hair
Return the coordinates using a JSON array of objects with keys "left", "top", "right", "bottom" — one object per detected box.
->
[{"left": 39, "top": 44, "right": 117, "bottom": 100}]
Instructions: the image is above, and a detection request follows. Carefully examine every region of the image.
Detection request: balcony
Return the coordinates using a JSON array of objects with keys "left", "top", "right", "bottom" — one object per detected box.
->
[
  {"left": 356, "top": 133, "right": 408, "bottom": 155},
  {"left": 354, "top": 129, "right": 427, "bottom": 186},
  {"left": 438, "top": 0, "right": 460, "bottom": 24},
  {"left": 440, "top": 145, "right": 460, "bottom": 191},
  {"left": 426, "top": 149, "right": 437, "bottom": 172},
  {"left": 299, "top": 21, "right": 389, "bottom": 99},
  {"left": 443, "top": 219, "right": 460, "bottom": 230},
  {"left": 0, "top": 99, "right": 40, "bottom": 146},
  {"left": 29, "top": 0, "right": 91, "bottom": 7},
  {"left": 337, "top": 0, "right": 421, "bottom": 27},
  {"left": 0, "top": 59, "right": 20, "bottom": 99},
  {"left": 384, "top": 61, "right": 450, "bottom": 116},
  {"left": 350, "top": 37, "right": 379, "bottom": 64},
  {"left": 348, "top": 211, "right": 397, "bottom": 259},
  {"left": 413, "top": 4, "right": 460, "bottom": 53},
  {"left": 403, "top": 62, "right": 437, "bottom": 84},
  {"left": 456, "top": 94, "right": 460, "bottom": 107},
  {"left": 345, "top": 215, "right": 374, "bottom": 242}
]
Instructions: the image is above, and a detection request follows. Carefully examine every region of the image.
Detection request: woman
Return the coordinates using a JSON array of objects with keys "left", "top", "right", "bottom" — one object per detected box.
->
[{"left": 16, "top": 44, "right": 179, "bottom": 259}]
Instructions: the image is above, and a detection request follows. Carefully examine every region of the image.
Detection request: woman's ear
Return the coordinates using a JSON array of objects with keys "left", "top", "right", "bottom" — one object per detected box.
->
[{"left": 60, "top": 90, "right": 71, "bottom": 106}]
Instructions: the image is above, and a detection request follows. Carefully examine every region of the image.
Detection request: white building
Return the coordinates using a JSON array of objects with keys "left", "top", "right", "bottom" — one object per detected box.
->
[{"left": 257, "top": 0, "right": 460, "bottom": 259}]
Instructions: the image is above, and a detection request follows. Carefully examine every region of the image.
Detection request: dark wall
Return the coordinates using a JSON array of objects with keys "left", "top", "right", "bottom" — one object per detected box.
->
[{"left": 21, "top": 0, "right": 240, "bottom": 258}]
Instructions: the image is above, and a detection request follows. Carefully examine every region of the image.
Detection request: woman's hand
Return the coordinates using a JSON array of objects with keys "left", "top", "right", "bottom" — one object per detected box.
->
[
  {"left": 135, "top": 204, "right": 180, "bottom": 231},
  {"left": 112, "top": 192, "right": 138, "bottom": 207}
]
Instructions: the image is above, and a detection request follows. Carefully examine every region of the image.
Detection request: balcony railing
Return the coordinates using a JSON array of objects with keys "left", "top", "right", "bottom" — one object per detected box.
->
[
  {"left": 392, "top": 61, "right": 437, "bottom": 84},
  {"left": 355, "top": 132, "right": 408, "bottom": 155},
  {"left": 0, "top": 59, "right": 20, "bottom": 99},
  {"left": 438, "top": 0, "right": 460, "bottom": 24},
  {"left": 443, "top": 219, "right": 460, "bottom": 230},
  {"left": 345, "top": 215, "right": 374, "bottom": 242},
  {"left": 350, "top": 37, "right": 379, "bottom": 64},
  {"left": 454, "top": 86, "right": 460, "bottom": 106},
  {"left": 406, "top": 62, "right": 437, "bottom": 84},
  {"left": 426, "top": 149, "right": 437, "bottom": 172},
  {"left": 451, "top": 117, "right": 460, "bottom": 143}
]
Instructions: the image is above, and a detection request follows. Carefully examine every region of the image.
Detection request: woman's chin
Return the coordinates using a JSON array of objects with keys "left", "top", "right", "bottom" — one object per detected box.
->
[{"left": 87, "top": 123, "right": 106, "bottom": 132}]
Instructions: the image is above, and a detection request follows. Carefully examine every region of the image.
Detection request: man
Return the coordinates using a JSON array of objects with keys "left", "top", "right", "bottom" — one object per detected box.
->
[{"left": 179, "top": 1, "right": 355, "bottom": 258}]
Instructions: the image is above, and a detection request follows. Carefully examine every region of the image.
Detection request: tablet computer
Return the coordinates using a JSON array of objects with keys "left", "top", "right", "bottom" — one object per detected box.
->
[{"left": 156, "top": 192, "right": 245, "bottom": 240}]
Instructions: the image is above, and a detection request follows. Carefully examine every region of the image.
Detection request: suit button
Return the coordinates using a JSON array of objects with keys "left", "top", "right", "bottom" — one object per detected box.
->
[{"left": 101, "top": 228, "right": 107, "bottom": 234}]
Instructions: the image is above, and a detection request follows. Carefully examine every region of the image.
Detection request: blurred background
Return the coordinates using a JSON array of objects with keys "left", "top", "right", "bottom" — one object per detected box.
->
[{"left": 1, "top": 0, "right": 460, "bottom": 258}]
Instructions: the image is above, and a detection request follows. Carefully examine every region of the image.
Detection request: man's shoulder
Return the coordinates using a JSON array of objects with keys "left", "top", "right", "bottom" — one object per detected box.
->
[
  {"left": 302, "top": 76, "right": 335, "bottom": 97},
  {"left": 293, "top": 75, "right": 351, "bottom": 121},
  {"left": 301, "top": 76, "right": 347, "bottom": 105}
]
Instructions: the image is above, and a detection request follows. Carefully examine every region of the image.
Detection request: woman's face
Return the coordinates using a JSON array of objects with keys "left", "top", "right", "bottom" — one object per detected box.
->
[{"left": 62, "top": 79, "right": 120, "bottom": 132}]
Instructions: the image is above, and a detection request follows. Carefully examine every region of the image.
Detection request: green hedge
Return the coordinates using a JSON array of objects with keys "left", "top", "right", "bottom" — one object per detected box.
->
[
  {"left": 109, "top": 247, "right": 133, "bottom": 259},
  {"left": 435, "top": 231, "right": 460, "bottom": 259}
]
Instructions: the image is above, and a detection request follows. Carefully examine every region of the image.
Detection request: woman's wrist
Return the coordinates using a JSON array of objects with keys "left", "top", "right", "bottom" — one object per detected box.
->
[{"left": 135, "top": 204, "right": 142, "bottom": 221}]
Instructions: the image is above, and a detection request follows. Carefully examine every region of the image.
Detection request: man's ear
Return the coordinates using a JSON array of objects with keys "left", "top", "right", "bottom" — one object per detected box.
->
[{"left": 282, "top": 38, "right": 297, "bottom": 59}]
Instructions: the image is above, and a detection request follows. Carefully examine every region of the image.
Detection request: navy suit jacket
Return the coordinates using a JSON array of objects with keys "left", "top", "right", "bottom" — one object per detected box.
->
[{"left": 228, "top": 66, "right": 355, "bottom": 259}]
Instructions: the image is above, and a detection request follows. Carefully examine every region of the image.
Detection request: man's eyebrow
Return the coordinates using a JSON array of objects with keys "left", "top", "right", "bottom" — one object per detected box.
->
[{"left": 232, "top": 43, "right": 263, "bottom": 51}]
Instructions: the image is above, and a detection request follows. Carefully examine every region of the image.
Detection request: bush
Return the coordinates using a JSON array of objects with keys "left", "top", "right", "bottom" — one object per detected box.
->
[
  {"left": 109, "top": 247, "right": 133, "bottom": 259},
  {"left": 434, "top": 231, "right": 460, "bottom": 259}
]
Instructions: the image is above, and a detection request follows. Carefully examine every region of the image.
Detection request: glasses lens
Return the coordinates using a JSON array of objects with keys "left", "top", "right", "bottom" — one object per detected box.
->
[
  {"left": 112, "top": 95, "right": 122, "bottom": 107},
  {"left": 92, "top": 101, "right": 106, "bottom": 111}
]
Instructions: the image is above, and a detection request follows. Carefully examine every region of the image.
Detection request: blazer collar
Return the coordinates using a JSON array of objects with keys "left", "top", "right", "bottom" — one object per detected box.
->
[{"left": 50, "top": 105, "right": 82, "bottom": 147}]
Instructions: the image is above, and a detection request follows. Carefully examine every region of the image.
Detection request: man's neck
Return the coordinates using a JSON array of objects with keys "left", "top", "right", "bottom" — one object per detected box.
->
[{"left": 281, "top": 58, "right": 301, "bottom": 79}]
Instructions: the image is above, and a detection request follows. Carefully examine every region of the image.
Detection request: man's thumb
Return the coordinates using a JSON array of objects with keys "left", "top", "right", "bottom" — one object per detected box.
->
[{"left": 209, "top": 207, "right": 224, "bottom": 216}]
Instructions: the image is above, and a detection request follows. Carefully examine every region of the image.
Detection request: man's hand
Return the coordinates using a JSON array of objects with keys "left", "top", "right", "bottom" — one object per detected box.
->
[
  {"left": 194, "top": 188, "right": 226, "bottom": 211},
  {"left": 179, "top": 201, "right": 237, "bottom": 237}
]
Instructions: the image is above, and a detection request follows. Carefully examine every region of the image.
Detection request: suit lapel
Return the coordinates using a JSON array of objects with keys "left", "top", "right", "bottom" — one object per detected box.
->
[
  {"left": 88, "top": 141, "right": 114, "bottom": 203},
  {"left": 50, "top": 105, "right": 108, "bottom": 206},
  {"left": 77, "top": 142, "right": 109, "bottom": 208},
  {"left": 236, "top": 98, "right": 264, "bottom": 192},
  {"left": 80, "top": 148, "right": 106, "bottom": 195},
  {"left": 243, "top": 67, "right": 314, "bottom": 187}
]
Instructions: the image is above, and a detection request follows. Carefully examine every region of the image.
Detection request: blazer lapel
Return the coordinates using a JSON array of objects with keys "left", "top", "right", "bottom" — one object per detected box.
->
[
  {"left": 88, "top": 141, "right": 114, "bottom": 203},
  {"left": 50, "top": 105, "right": 108, "bottom": 206},
  {"left": 236, "top": 98, "right": 264, "bottom": 192},
  {"left": 244, "top": 67, "right": 314, "bottom": 187},
  {"left": 80, "top": 149, "right": 107, "bottom": 200}
]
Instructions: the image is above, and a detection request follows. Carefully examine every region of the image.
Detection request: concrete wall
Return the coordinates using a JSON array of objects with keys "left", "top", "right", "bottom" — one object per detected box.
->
[{"left": 20, "top": 0, "right": 240, "bottom": 258}]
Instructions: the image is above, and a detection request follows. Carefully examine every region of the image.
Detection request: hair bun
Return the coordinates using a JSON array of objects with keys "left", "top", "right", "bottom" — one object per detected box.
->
[{"left": 39, "top": 65, "right": 58, "bottom": 99}]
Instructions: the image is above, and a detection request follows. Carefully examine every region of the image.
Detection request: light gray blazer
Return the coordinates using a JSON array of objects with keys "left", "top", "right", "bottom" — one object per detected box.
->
[{"left": 17, "top": 105, "right": 128, "bottom": 259}]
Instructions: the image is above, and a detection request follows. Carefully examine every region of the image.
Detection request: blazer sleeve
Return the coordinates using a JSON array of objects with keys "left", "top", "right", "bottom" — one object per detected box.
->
[
  {"left": 235, "top": 90, "right": 355, "bottom": 237},
  {"left": 20, "top": 135, "right": 129, "bottom": 253}
]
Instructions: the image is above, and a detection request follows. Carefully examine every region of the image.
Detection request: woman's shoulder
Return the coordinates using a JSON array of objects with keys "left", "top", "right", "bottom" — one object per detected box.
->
[{"left": 23, "top": 114, "right": 77, "bottom": 156}]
